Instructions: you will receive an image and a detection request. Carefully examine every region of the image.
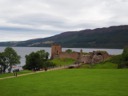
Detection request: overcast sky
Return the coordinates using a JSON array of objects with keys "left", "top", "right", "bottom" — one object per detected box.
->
[{"left": 0, "top": 0, "right": 128, "bottom": 42}]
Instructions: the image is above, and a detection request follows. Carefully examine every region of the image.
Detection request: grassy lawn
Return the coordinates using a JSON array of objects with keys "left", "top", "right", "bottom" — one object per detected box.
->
[
  {"left": 0, "top": 69, "right": 128, "bottom": 96},
  {"left": 79, "top": 62, "right": 118, "bottom": 69},
  {"left": 51, "top": 58, "right": 76, "bottom": 66},
  {"left": 92, "top": 62, "right": 118, "bottom": 69},
  {"left": 0, "top": 70, "right": 32, "bottom": 78}
]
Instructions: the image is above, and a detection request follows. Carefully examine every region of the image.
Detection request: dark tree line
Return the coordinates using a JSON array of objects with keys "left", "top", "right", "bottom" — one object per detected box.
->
[
  {"left": 0, "top": 47, "right": 20, "bottom": 73},
  {"left": 110, "top": 47, "right": 128, "bottom": 68},
  {"left": 23, "top": 50, "right": 55, "bottom": 71},
  {"left": 118, "top": 47, "right": 128, "bottom": 68}
]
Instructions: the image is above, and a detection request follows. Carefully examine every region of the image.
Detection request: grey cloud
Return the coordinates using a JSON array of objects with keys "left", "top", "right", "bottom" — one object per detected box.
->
[
  {"left": 0, "top": 26, "right": 43, "bottom": 32},
  {"left": 0, "top": 26, "right": 60, "bottom": 35},
  {"left": 4, "top": 0, "right": 128, "bottom": 30},
  {"left": 7, "top": 13, "right": 80, "bottom": 30},
  {"left": 7, "top": 13, "right": 99, "bottom": 30},
  {"left": 0, "top": 0, "right": 128, "bottom": 41},
  {"left": 8, "top": 14, "right": 66, "bottom": 26}
]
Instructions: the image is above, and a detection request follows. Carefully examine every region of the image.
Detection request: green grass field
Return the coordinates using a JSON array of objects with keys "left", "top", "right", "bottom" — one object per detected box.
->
[{"left": 0, "top": 69, "right": 128, "bottom": 96}]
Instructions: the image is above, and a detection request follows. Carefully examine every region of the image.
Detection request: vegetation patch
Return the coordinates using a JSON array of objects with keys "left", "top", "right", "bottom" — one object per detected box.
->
[
  {"left": 92, "top": 62, "right": 118, "bottom": 69},
  {"left": 0, "top": 47, "right": 20, "bottom": 73},
  {"left": 51, "top": 58, "right": 76, "bottom": 66},
  {"left": 23, "top": 50, "right": 55, "bottom": 71},
  {"left": 79, "top": 62, "right": 118, "bottom": 69}
]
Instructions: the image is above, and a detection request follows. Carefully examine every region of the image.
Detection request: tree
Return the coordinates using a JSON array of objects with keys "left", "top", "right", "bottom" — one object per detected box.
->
[
  {"left": 25, "top": 52, "right": 41, "bottom": 70},
  {"left": 119, "top": 47, "right": 128, "bottom": 68},
  {"left": 122, "top": 47, "right": 128, "bottom": 61},
  {"left": 37, "top": 50, "right": 49, "bottom": 60},
  {"left": 113, "top": 47, "right": 128, "bottom": 68},
  {"left": 43, "top": 60, "right": 56, "bottom": 71},
  {"left": 65, "top": 49, "right": 73, "bottom": 53},
  {"left": 23, "top": 50, "right": 53, "bottom": 71},
  {"left": 0, "top": 52, "right": 7, "bottom": 73},
  {"left": 37, "top": 50, "right": 49, "bottom": 69},
  {"left": 4, "top": 47, "right": 20, "bottom": 73}
]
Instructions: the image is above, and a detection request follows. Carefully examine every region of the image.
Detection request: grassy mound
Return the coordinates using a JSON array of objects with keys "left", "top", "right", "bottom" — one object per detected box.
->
[
  {"left": 51, "top": 58, "right": 76, "bottom": 66},
  {"left": 0, "top": 69, "right": 128, "bottom": 96}
]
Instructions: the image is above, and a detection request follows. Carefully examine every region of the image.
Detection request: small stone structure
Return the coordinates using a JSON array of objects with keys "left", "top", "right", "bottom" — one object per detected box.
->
[
  {"left": 51, "top": 44, "right": 110, "bottom": 64},
  {"left": 51, "top": 44, "right": 62, "bottom": 59}
]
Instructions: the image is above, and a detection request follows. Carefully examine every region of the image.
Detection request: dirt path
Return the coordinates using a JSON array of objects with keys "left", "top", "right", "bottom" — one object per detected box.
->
[{"left": 0, "top": 66, "right": 68, "bottom": 80}]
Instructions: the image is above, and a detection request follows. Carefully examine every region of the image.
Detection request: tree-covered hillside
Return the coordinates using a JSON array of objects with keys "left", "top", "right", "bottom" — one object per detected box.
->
[{"left": 0, "top": 25, "right": 128, "bottom": 48}]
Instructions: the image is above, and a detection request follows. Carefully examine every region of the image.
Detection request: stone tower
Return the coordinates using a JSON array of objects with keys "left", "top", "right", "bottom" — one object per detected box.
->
[{"left": 51, "top": 44, "right": 62, "bottom": 59}]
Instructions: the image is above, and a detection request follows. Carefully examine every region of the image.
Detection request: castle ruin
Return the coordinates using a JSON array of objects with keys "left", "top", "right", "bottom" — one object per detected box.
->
[{"left": 51, "top": 44, "right": 110, "bottom": 64}]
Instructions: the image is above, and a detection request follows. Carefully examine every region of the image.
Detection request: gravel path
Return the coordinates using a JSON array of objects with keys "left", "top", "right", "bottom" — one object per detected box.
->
[{"left": 0, "top": 66, "right": 68, "bottom": 80}]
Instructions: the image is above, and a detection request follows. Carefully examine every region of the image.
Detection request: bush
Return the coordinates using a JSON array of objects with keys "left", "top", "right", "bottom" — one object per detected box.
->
[
  {"left": 65, "top": 49, "right": 73, "bottom": 53},
  {"left": 109, "top": 55, "right": 122, "bottom": 64},
  {"left": 119, "top": 47, "right": 128, "bottom": 68}
]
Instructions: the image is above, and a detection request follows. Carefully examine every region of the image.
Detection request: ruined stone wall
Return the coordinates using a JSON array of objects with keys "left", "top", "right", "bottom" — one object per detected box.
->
[
  {"left": 80, "top": 55, "right": 92, "bottom": 64},
  {"left": 80, "top": 51, "right": 110, "bottom": 64},
  {"left": 102, "top": 53, "right": 109, "bottom": 60},
  {"left": 51, "top": 44, "right": 110, "bottom": 64},
  {"left": 51, "top": 44, "right": 62, "bottom": 59},
  {"left": 59, "top": 52, "right": 80, "bottom": 60},
  {"left": 91, "top": 55, "right": 104, "bottom": 64}
]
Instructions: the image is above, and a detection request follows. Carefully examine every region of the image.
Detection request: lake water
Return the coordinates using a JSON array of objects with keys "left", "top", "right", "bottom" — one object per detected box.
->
[{"left": 0, "top": 47, "right": 123, "bottom": 66}]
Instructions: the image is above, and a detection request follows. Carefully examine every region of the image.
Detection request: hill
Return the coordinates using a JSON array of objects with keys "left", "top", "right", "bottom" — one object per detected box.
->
[{"left": 0, "top": 25, "right": 128, "bottom": 48}]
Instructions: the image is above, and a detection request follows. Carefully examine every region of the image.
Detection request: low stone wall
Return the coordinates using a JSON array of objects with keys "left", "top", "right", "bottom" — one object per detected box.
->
[{"left": 59, "top": 52, "right": 79, "bottom": 60}]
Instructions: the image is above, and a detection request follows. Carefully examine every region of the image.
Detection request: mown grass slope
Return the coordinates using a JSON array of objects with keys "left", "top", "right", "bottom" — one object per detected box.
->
[
  {"left": 51, "top": 58, "right": 76, "bottom": 66},
  {"left": 0, "top": 69, "right": 128, "bottom": 96},
  {"left": 80, "top": 62, "right": 118, "bottom": 69}
]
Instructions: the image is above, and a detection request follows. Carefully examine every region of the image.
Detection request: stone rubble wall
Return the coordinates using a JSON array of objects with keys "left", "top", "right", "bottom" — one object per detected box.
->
[
  {"left": 58, "top": 52, "right": 80, "bottom": 60},
  {"left": 51, "top": 44, "right": 110, "bottom": 64}
]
